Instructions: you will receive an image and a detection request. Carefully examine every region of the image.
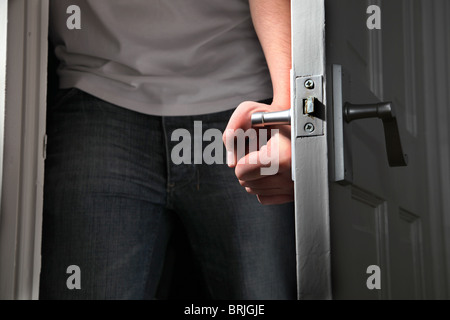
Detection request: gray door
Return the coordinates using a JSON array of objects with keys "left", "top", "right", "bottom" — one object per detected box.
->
[{"left": 290, "top": 0, "right": 449, "bottom": 299}]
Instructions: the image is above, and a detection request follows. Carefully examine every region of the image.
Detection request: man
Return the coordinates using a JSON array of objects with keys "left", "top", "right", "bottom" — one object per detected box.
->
[{"left": 40, "top": 0, "right": 295, "bottom": 300}]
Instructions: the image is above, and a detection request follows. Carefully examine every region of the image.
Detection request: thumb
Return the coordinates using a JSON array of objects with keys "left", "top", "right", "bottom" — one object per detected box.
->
[{"left": 223, "top": 101, "right": 276, "bottom": 165}]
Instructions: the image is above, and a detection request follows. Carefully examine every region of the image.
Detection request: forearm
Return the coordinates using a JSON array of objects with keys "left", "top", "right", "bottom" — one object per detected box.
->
[{"left": 249, "top": 0, "right": 291, "bottom": 108}]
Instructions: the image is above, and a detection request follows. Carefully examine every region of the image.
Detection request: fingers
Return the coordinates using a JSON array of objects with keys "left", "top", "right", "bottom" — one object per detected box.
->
[
  {"left": 240, "top": 169, "right": 294, "bottom": 199},
  {"left": 223, "top": 101, "right": 290, "bottom": 167},
  {"left": 234, "top": 133, "right": 291, "bottom": 181},
  {"left": 224, "top": 101, "right": 271, "bottom": 133},
  {"left": 245, "top": 187, "right": 293, "bottom": 196},
  {"left": 222, "top": 100, "right": 294, "bottom": 205},
  {"left": 257, "top": 194, "right": 295, "bottom": 206},
  {"left": 223, "top": 101, "right": 263, "bottom": 167},
  {"left": 236, "top": 147, "right": 293, "bottom": 203},
  {"left": 239, "top": 173, "right": 293, "bottom": 189}
]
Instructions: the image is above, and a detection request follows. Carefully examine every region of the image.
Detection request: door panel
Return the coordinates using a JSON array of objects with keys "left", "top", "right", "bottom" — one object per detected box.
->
[
  {"left": 330, "top": 185, "right": 390, "bottom": 300},
  {"left": 394, "top": 209, "right": 425, "bottom": 299},
  {"left": 325, "top": 0, "right": 431, "bottom": 299}
]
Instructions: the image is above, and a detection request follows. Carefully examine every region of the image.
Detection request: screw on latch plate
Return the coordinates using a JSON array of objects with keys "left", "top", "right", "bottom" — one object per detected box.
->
[
  {"left": 304, "top": 79, "right": 315, "bottom": 90},
  {"left": 304, "top": 123, "right": 315, "bottom": 133}
]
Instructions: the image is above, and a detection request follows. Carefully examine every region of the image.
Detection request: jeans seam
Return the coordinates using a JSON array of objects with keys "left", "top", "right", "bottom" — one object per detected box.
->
[{"left": 161, "top": 116, "right": 174, "bottom": 209}]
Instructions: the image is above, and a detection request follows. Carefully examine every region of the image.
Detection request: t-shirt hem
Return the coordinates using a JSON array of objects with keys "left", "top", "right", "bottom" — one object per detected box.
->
[{"left": 59, "top": 76, "right": 273, "bottom": 117}]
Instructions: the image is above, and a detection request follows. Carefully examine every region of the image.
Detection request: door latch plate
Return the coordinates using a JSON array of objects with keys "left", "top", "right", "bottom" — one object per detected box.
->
[{"left": 294, "top": 75, "right": 325, "bottom": 138}]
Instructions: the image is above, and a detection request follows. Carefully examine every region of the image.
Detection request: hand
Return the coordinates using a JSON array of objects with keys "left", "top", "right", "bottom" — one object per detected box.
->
[{"left": 223, "top": 101, "right": 294, "bottom": 205}]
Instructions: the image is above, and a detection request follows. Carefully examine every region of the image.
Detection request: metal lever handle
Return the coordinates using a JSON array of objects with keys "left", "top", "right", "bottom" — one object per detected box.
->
[
  {"left": 344, "top": 102, "right": 408, "bottom": 167},
  {"left": 251, "top": 109, "right": 291, "bottom": 127}
]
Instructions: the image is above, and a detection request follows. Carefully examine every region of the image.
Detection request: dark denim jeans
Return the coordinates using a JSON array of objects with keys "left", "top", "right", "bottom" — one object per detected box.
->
[{"left": 39, "top": 88, "right": 296, "bottom": 300}]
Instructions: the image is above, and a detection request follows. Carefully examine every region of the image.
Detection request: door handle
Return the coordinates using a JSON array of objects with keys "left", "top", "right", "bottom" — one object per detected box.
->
[
  {"left": 331, "top": 64, "right": 408, "bottom": 184},
  {"left": 251, "top": 109, "right": 291, "bottom": 127},
  {"left": 251, "top": 75, "right": 325, "bottom": 183},
  {"left": 344, "top": 102, "right": 408, "bottom": 167}
]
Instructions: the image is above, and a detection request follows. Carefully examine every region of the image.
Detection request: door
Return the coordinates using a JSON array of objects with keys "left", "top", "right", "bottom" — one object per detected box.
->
[{"left": 290, "top": 0, "right": 449, "bottom": 299}]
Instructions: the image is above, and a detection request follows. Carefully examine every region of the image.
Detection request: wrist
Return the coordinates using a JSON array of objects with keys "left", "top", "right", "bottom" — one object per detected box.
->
[
  {"left": 271, "top": 91, "right": 291, "bottom": 110},
  {"left": 270, "top": 70, "right": 291, "bottom": 110}
]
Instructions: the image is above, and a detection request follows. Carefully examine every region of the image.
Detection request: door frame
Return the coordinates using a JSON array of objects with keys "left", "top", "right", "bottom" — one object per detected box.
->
[
  {"left": 0, "top": 2, "right": 8, "bottom": 225},
  {"left": 421, "top": 0, "right": 450, "bottom": 299},
  {"left": 0, "top": 0, "right": 49, "bottom": 300}
]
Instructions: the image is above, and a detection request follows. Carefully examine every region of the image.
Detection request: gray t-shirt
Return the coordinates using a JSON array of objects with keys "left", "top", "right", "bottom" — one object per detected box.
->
[{"left": 49, "top": 0, "right": 273, "bottom": 116}]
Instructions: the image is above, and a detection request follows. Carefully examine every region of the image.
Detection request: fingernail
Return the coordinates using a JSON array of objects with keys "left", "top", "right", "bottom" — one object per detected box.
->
[{"left": 227, "top": 151, "right": 235, "bottom": 167}]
